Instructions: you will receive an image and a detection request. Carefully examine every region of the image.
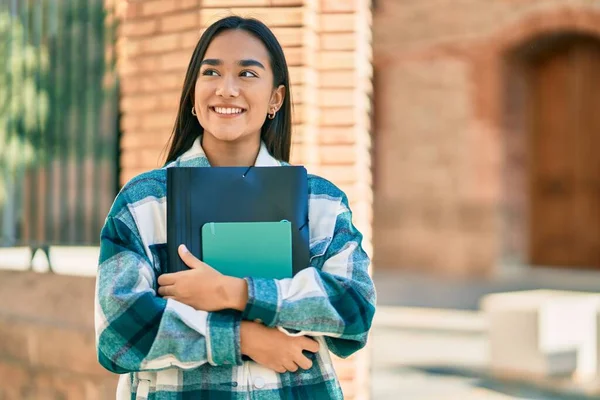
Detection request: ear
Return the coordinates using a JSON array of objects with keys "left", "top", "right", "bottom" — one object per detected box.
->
[{"left": 269, "top": 85, "right": 286, "bottom": 114}]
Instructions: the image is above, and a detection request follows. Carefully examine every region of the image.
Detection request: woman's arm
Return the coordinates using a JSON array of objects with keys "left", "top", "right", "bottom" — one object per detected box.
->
[
  {"left": 95, "top": 200, "right": 241, "bottom": 374},
  {"left": 238, "top": 193, "right": 377, "bottom": 359},
  {"left": 96, "top": 199, "right": 319, "bottom": 374}
]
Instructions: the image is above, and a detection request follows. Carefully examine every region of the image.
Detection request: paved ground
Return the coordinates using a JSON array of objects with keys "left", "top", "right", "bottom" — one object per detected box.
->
[
  {"left": 370, "top": 268, "right": 600, "bottom": 399},
  {"left": 370, "top": 319, "right": 599, "bottom": 400}
]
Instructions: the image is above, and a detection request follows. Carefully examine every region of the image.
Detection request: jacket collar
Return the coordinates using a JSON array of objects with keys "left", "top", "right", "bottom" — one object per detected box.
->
[{"left": 175, "top": 136, "right": 282, "bottom": 168}]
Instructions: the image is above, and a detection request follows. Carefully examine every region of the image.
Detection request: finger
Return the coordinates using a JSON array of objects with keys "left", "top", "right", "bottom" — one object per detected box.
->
[
  {"left": 178, "top": 245, "right": 203, "bottom": 269},
  {"left": 295, "top": 354, "right": 313, "bottom": 370},
  {"left": 164, "top": 296, "right": 176, "bottom": 301},
  {"left": 157, "top": 285, "right": 175, "bottom": 297},
  {"left": 301, "top": 337, "right": 320, "bottom": 353},
  {"left": 283, "top": 361, "right": 298, "bottom": 373},
  {"left": 157, "top": 273, "right": 177, "bottom": 286},
  {"left": 274, "top": 365, "right": 286, "bottom": 374}
]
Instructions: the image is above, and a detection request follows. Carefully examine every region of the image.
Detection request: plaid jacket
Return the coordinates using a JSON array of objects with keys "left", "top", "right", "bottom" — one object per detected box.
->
[{"left": 95, "top": 137, "right": 377, "bottom": 399}]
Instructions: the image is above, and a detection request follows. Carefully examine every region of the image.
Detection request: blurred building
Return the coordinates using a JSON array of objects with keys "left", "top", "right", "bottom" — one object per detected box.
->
[{"left": 372, "top": 0, "right": 600, "bottom": 276}]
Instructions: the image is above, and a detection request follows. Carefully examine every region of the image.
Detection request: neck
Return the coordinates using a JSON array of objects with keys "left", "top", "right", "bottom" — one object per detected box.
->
[{"left": 201, "top": 134, "right": 261, "bottom": 167}]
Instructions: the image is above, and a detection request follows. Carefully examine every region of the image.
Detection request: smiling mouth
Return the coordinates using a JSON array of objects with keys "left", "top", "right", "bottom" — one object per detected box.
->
[{"left": 211, "top": 106, "right": 246, "bottom": 115}]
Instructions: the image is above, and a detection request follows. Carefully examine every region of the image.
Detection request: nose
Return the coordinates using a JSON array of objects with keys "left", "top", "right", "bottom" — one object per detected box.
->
[{"left": 215, "top": 75, "right": 239, "bottom": 98}]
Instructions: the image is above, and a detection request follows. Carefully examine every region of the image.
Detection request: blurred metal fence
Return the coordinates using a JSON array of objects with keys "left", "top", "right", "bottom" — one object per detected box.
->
[{"left": 0, "top": 0, "right": 119, "bottom": 248}]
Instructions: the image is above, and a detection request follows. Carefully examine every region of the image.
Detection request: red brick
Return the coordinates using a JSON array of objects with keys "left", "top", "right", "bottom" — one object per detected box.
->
[
  {"left": 319, "top": 14, "right": 355, "bottom": 33},
  {"left": 0, "top": 362, "right": 29, "bottom": 400},
  {"left": 29, "top": 324, "right": 106, "bottom": 376},
  {"left": 319, "top": 107, "right": 355, "bottom": 126},
  {"left": 321, "top": 33, "right": 356, "bottom": 50},
  {"left": 142, "top": 0, "right": 177, "bottom": 17},
  {"left": 125, "top": 2, "right": 143, "bottom": 19},
  {"left": 0, "top": 321, "right": 30, "bottom": 363},
  {"left": 180, "top": 30, "right": 201, "bottom": 48},
  {"left": 318, "top": 70, "right": 355, "bottom": 88},
  {"left": 284, "top": 47, "right": 305, "bottom": 66},
  {"left": 272, "top": 27, "right": 304, "bottom": 47},
  {"left": 177, "top": 0, "right": 199, "bottom": 10},
  {"left": 121, "top": 19, "right": 158, "bottom": 37},
  {"left": 122, "top": 130, "right": 173, "bottom": 151},
  {"left": 117, "top": 59, "right": 140, "bottom": 77},
  {"left": 318, "top": 127, "right": 356, "bottom": 144},
  {"left": 288, "top": 66, "right": 306, "bottom": 85},
  {"left": 202, "top": 0, "right": 303, "bottom": 7},
  {"left": 120, "top": 95, "right": 160, "bottom": 113},
  {"left": 158, "top": 50, "right": 194, "bottom": 72},
  {"left": 319, "top": 144, "right": 356, "bottom": 165},
  {"left": 141, "top": 32, "right": 181, "bottom": 53},
  {"left": 140, "top": 110, "right": 178, "bottom": 131},
  {"left": 123, "top": 55, "right": 164, "bottom": 76},
  {"left": 318, "top": 165, "right": 356, "bottom": 184},
  {"left": 200, "top": 7, "right": 303, "bottom": 28},
  {"left": 120, "top": 131, "right": 141, "bottom": 150},
  {"left": 292, "top": 104, "right": 305, "bottom": 124},
  {"left": 290, "top": 85, "right": 304, "bottom": 105},
  {"left": 140, "top": 72, "right": 184, "bottom": 92},
  {"left": 138, "top": 148, "right": 168, "bottom": 170},
  {"left": 120, "top": 38, "right": 143, "bottom": 57},
  {"left": 319, "top": 89, "right": 355, "bottom": 107},
  {"left": 160, "top": 11, "right": 199, "bottom": 33},
  {"left": 30, "top": 369, "right": 90, "bottom": 400},
  {"left": 157, "top": 90, "right": 183, "bottom": 109},
  {"left": 120, "top": 149, "right": 141, "bottom": 169},
  {"left": 121, "top": 114, "right": 142, "bottom": 131},
  {"left": 0, "top": 272, "right": 98, "bottom": 328},
  {"left": 319, "top": 51, "right": 354, "bottom": 70},
  {"left": 321, "top": 0, "right": 358, "bottom": 13},
  {"left": 289, "top": 143, "right": 305, "bottom": 163}
]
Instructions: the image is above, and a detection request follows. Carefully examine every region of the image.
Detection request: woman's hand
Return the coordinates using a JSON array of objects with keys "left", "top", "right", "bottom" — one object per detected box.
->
[
  {"left": 157, "top": 245, "right": 248, "bottom": 311},
  {"left": 240, "top": 321, "right": 320, "bottom": 373}
]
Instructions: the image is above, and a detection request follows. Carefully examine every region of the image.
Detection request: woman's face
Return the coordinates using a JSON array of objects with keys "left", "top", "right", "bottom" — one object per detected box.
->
[{"left": 194, "top": 29, "right": 285, "bottom": 144}]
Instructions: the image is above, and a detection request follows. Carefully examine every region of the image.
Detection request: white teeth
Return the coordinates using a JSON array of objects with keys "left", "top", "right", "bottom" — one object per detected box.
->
[{"left": 214, "top": 107, "right": 243, "bottom": 115}]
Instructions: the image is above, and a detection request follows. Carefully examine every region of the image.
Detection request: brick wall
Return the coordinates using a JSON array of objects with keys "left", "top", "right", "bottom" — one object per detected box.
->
[
  {"left": 372, "top": 0, "right": 600, "bottom": 276},
  {"left": 0, "top": 271, "right": 117, "bottom": 400},
  {"left": 116, "top": 1, "right": 373, "bottom": 399},
  {"left": 313, "top": 2, "right": 373, "bottom": 398}
]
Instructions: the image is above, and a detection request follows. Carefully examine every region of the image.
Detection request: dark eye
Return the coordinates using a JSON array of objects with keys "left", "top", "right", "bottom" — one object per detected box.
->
[
  {"left": 202, "top": 69, "right": 219, "bottom": 76},
  {"left": 240, "top": 70, "right": 258, "bottom": 78}
]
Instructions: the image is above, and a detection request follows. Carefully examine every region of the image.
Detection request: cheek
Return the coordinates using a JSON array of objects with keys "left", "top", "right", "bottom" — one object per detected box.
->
[
  {"left": 248, "top": 90, "right": 272, "bottom": 114},
  {"left": 194, "top": 86, "right": 209, "bottom": 108}
]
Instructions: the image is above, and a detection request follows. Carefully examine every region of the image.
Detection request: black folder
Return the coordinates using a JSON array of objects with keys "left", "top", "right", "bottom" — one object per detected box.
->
[{"left": 166, "top": 166, "right": 309, "bottom": 275}]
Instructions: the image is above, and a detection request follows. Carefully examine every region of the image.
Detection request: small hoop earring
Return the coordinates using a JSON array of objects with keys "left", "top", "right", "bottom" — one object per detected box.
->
[
  {"left": 268, "top": 110, "right": 276, "bottom": 120},
  {"left": 191, "top": 106, "right": 197, "bottom": 116}
]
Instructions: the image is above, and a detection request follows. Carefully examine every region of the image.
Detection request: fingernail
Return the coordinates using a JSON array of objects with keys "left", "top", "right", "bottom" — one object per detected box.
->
[{"left": 180, "top": 245, "right": 189, "bottom": 253}]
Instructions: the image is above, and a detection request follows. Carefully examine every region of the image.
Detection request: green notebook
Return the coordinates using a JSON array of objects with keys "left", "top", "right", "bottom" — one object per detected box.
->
[{"left": 201, "top": 221, "right": 293, "bottom": 279}]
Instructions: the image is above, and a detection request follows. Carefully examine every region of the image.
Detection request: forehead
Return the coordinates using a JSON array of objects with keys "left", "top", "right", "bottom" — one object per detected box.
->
[{"left": 204, "top": 29, "right": 270, "bottom": 65}]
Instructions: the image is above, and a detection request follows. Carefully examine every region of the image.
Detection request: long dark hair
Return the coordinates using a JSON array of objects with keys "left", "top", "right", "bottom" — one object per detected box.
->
[{"left": 164, "top": 16, "right": 292, "bottom": 164}]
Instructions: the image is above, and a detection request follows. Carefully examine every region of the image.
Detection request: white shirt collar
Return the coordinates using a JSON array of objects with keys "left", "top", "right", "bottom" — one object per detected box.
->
[{"left": 178, "top": 136, "right": 282, "bottom": 167}]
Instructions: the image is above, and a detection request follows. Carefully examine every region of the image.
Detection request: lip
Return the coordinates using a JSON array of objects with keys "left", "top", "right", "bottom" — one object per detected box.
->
[{"left": 210, "top": 105, "right": 247, "bottom": 118}]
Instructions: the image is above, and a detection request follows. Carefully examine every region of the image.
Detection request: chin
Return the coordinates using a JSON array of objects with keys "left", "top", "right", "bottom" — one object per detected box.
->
[{"left": 204, "top": 129, "right": 249, "bottom": 143}]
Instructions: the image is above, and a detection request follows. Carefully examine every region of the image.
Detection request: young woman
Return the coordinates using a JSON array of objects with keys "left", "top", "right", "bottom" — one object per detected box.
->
[{"left": 95, "top": 16, "right": 376, "bottom": 400}]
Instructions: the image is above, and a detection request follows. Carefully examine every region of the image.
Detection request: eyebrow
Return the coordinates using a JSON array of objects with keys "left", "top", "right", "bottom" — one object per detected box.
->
[{"left": 200, "top": 58, "right": 266, "bottom": 70}]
